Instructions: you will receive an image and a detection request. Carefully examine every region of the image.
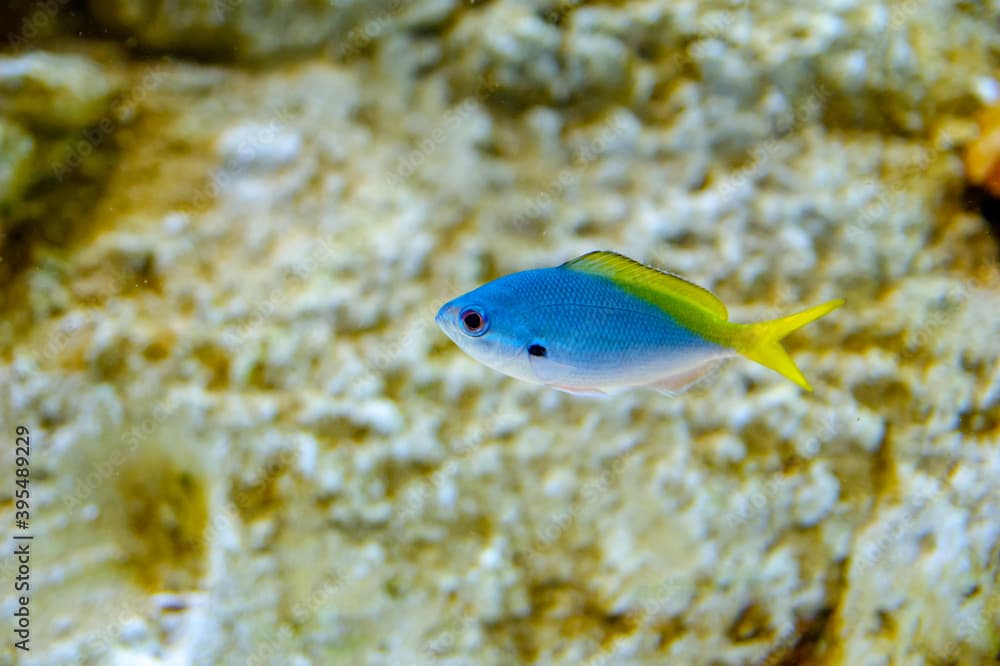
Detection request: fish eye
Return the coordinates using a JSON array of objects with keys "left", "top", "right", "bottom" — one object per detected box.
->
[{"left": 459, "top": 306, "right": 488, "bottom": 336}]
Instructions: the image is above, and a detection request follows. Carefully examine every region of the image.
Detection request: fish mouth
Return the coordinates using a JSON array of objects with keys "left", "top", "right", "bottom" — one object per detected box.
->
[{"left": 435, "top": 303, "right": 458, "bottom": 330}]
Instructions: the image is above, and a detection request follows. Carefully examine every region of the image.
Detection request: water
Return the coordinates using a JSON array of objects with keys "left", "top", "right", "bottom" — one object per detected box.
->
[{"left": 0, "top": 1, "right": 998, "bottom": 665}]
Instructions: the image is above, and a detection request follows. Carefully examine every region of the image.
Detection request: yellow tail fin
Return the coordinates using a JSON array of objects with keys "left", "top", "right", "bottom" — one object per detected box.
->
[{"left": 735, "top": 299, "right": 844, "bottom": 391}]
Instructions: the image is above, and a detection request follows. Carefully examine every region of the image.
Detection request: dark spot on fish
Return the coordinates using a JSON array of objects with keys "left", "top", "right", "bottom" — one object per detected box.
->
[{"left": 528, "top": 344, "right": 547, "bottom": 357}]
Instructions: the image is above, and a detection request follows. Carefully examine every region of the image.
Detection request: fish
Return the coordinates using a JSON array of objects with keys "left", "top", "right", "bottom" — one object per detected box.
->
[{"left": 435, "top": 251, "right": 843, "bottom": 396}]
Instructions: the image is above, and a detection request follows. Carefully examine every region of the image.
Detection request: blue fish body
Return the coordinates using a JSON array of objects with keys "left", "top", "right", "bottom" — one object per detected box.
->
[{"left": 436, "top": 251, "right": 843, "bottom": 395}]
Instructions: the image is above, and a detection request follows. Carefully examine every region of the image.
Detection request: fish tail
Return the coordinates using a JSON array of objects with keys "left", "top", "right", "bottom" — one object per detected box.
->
[{"left": 733, "top": 299, "right": 844, "bottom": 391}]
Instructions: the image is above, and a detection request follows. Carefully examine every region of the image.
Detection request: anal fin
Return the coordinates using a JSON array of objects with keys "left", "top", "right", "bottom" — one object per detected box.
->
[
  {"left": 547, "top": 384, "right": 607, "bottom": 397},
  {"left": 647, "top": 360, "right": 725, "bottom": 396}
]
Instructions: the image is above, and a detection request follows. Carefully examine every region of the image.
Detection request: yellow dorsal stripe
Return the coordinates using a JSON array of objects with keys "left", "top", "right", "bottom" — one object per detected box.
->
[{"left": 561, "top": 251, "right": 728, "bottom": 320}]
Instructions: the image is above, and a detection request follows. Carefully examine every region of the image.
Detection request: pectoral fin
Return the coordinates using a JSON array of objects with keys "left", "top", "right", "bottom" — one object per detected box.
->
[
  {"left": 527, "top": 342, "right": 563, "bottom": 382},
  {"left": 548, "top": 385, "right": 607, "bottom": 397},
  {"left": 528, "top": 343, "right": 607, "bottom": 396}
]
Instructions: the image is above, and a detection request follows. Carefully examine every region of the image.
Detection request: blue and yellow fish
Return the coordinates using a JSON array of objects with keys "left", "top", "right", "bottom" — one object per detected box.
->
[{"left": 435, "top": 251, "right": 843, "bottom": 395}]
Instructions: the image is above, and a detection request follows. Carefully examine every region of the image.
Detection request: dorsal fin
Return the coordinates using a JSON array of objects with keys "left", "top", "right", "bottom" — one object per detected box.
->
[{"left": 561, "top": 251, "right": 728, "bottom": 320}]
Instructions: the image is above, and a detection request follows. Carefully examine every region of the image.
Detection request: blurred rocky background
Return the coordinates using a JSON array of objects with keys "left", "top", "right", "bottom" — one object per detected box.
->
[{"left": 0, "top": 1, "right": 998, "bottom": 664}]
